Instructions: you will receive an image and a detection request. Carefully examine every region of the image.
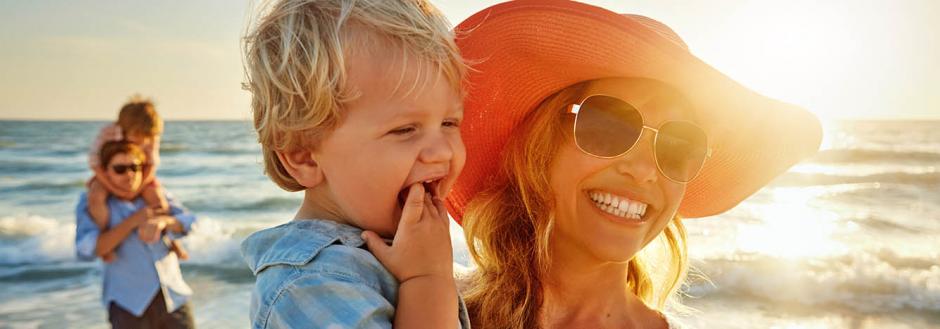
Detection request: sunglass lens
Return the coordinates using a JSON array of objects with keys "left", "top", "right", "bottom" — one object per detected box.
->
[
  {"left": 111, "top": 164, "right": 141, "bottom": 174},
  {"left": 574, "top": 95, "right": 643, "bottom": 157},
  {"left": 655, "top": 121, "right": 708, "bottom": 182}
]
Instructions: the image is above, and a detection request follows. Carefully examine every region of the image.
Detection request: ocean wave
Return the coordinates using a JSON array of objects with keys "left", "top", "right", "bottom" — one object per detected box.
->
[
  {"left": 36, "top": 149, "right": 84, "bottom": 157},
  {"left": 0, "top": 215, "right": 76, "bottom": 264},
  {"left": 0, "top": 215, "right": 63, "bottom": 239},
  {"left": 689, "top": 250, "right": 940, "bottom": 312},
  {"left": 179, "top": 217, "right": 256, "bottom": 265},
  {"left": 157, "top": 163, "right": 260, "bottom": 177},
  {"left": 160, "top": 143, "right": 256, "bottom": 156},
  {"left": 183, "top": 196, "right": 300, "bottom": 213},
  {"left": 0, "top": 161, "right": 85, "bottom": 175},
  {"left": 811, "top": 148, "right": 940, "bottom": 164},
  {"left": 181, "top": 263, "right": 255, "bottom": 284},
  {"left": 159, "top": 143, "right": 189, "bottom": 154},
  {"left": 772, "top": 171, "right": 940, "bottom": 187},
  {"left": 5, "top": 179, "right": 87, "bottom": 194},
  {"left": 0, "top": 215, "right": 260, "bottom": 267},
  {"left": 847, "top": 213, "right": 923, "bottom": 234},
  {"left": 0, "top": 261, "right": 254, "bottom": 286},
  {"left": 0, "top": 263, "right": 93, "bottom": 282},
  {"left": 808, "top": 183, "right": 940, "bottom": 216}
]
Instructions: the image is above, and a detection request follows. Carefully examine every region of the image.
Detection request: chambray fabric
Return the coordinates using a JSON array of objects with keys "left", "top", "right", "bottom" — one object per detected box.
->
[
  {"left": 75, "top": 191, "right": 196, "bottom": 317},
  {"left": 241, "top": 219, "right": 470, "bottom": 329}
]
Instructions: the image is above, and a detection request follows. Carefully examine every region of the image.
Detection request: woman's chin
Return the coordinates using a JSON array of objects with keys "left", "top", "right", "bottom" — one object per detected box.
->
[{"left": 592, "top": 245, "right": 643, "bottom": 264}]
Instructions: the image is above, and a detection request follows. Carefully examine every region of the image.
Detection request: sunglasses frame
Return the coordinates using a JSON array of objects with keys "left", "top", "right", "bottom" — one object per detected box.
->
[{"left": 568, "top": 94, "right": 713, "bottom": 183}]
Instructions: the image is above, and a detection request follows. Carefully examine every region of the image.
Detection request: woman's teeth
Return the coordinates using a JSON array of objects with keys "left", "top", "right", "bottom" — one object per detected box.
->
[{"left": 589, "top": 191, "right": 647, "bottom": 220}]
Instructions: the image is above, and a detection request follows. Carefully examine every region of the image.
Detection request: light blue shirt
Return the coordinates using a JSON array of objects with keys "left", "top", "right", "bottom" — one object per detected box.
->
[
  {"left": 241, "top": 219, "right": 471, "bottom": 329},
  {"left": 75, "top": 191, "right": 196, "bottom": 317}
]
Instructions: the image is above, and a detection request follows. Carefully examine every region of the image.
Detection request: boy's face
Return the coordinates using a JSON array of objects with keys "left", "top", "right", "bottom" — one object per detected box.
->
[
  {"left": 126, "top": 134, "right": 154, "bottom": 148},
  {"left": 105, "top": 153, "right": 143, "bottom": 194},
  {"left": 311, "top": 53, "right": 465, "bottom": 238}
]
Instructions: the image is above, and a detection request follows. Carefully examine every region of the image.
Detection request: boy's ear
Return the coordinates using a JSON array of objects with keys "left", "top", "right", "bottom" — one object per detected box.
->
[{"left": 276, "top": 149, "right": 325, "bottom": 188}]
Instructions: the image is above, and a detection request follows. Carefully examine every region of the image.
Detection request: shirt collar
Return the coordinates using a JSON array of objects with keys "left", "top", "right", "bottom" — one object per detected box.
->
[{"left": 241, "top": 219, "right": 366, "bottom": 275}]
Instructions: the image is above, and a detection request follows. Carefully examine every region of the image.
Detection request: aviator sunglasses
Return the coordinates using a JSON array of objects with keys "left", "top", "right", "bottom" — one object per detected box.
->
[
  {"left": 569, "top": 94, "right": 712, "bottom": 183},
  {"left": 110, "top": 163, "right": 142, "bottom": 175}
]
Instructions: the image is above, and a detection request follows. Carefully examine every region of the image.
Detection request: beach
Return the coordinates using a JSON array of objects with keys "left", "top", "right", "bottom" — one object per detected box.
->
[{"left": 1, "top": 120, "right": 938, "bottom": 328}]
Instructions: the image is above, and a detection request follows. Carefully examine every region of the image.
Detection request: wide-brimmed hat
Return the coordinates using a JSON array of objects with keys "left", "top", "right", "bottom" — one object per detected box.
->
[{"left": 445, "top": 0, "right": 822, "bottom": 222}]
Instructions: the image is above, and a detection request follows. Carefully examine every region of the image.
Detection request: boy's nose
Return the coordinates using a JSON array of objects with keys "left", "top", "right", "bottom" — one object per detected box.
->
[{"left": 419, "top": 133, "right": 454, "bottom": 164}]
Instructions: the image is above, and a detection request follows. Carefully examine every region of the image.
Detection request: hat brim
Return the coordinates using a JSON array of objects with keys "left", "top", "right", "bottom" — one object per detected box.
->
[{"left": 446, "top": 0, "right": 822, "bottom": 221}]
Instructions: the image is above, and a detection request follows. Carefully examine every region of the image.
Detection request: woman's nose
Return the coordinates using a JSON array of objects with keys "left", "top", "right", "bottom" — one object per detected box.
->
[{"left": 614, "top": 128, "right": 658, "bottom": 184}]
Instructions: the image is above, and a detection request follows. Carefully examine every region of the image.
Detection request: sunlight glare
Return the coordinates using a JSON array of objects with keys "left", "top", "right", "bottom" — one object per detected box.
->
[
  {"left": 693, "top": 1, "right": 915, "bottom": 121},
  {"left": 735, "top": 187, "right": 844, "bottom": 259}
]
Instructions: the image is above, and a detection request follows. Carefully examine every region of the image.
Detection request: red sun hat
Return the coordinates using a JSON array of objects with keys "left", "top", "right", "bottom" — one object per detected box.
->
[{"left": 445, "top": 0, "right": 823, "bottom": 222}]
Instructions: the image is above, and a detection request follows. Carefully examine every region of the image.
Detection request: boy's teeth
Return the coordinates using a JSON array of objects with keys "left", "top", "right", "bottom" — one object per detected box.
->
[
  {"left": 421, "top": 178, "right": 442, "bottom": 196},
  {"left": 588, "top": 191, "right": 648, "bottom": 220}
]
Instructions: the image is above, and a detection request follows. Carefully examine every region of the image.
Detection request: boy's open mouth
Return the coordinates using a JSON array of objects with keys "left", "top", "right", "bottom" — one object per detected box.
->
[{"left": 396, "top": 178, "right": 443, "bottom": 209}]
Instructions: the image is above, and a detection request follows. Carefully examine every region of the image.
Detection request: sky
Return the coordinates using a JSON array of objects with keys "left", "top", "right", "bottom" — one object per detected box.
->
[{"left": 0, "top": 0, "right": 938, "bottom": 121}]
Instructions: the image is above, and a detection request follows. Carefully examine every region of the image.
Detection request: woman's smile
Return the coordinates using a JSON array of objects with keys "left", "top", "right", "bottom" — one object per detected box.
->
[{"left": 586, "top": 189, "right": 650, "bottom": 221}]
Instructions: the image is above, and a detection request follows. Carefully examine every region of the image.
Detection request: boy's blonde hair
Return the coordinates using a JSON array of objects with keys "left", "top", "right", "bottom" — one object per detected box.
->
[
  {"left": 243, "top": 0, "right": 466, "bottom": 191},
  {"left": 461, "top": 83, "right": 690, "bottom": 328},
  {"left": 116, "top": 95, "right": 163, "bottom": 139}
]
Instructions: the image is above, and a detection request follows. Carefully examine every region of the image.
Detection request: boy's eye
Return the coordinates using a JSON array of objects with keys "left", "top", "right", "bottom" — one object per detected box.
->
[
  {"left": 388, "top": 125, "right": 417, "bottom": 136},
  {"left": 443, "top": 118, "right": 461, "bottom": 128}
]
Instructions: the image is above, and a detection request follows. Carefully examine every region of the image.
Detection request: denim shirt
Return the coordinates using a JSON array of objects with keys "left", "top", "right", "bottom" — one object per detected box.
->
[
  {"left": 241, "top": 219, "right": 471, "bottom": 329},
  {"left": 74, "top": 191, "right": 196, "bottom": 317}
]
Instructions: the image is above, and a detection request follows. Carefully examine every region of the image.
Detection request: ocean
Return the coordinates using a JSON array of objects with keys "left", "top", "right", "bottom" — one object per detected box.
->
[{"left": 0, "top": 120, "right": 937, "bottom": 328}]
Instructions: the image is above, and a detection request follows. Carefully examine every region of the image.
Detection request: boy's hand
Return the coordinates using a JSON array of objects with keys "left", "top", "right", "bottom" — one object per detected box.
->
[
  {"left": 129, "top": 207, "right": 155, "bottom": 225},
  {"left": 138, "top": 218, "right": 167, "bottom": 244},
  {"left": 361, "top": 183, "right": 454, "bottom": 283},
  {"left": 133, "top": 207, "right": 167, "bottom": 243}
]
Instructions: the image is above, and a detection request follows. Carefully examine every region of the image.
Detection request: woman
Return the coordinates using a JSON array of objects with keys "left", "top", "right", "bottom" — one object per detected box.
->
[{"left": 445, "top": 1, "right": 822, "bottom": 328}]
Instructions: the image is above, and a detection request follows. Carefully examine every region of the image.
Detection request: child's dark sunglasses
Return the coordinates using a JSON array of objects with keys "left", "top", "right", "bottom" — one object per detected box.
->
[
  {"left": 110, "top": 163, "right": 142, "bottom": 174},
  {"left": 568, "top": 95, "right": 712, "bottom": 183}
]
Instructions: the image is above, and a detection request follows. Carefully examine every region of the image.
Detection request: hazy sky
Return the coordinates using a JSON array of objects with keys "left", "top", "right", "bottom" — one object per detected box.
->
[{"left": 0, "top": 0, "right": 938, "bottom": 121}]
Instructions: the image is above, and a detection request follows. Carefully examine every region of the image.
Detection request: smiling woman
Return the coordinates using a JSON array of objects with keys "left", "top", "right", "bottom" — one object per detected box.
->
[{"left": 445, "top": 1, "right": 822, "bottom": 328}]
